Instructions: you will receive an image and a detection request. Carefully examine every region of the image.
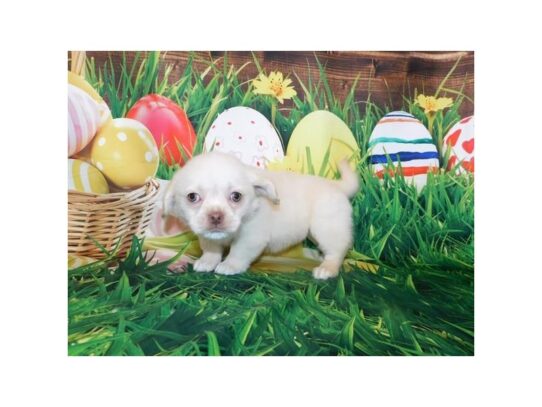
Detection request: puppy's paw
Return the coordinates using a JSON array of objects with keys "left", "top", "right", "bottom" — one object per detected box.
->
[
  {"left": 215, "top": 260, "right": 246, "bottom": 276},
  {"left": 312, "top": 261, "right": 340, "bottom": 280},
  {"left": 193, "top": 253, "right": 222, "bottom": 272}
]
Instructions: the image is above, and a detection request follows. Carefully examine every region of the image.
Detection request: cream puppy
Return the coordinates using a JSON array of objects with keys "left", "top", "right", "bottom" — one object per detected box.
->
[{"left": 163, "top": 152, "right": 359, "bottom": 279}]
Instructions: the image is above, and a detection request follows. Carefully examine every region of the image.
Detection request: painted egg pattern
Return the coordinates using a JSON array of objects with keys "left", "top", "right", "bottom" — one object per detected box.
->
[
  {"left": 368, "top": 111, "right": 439, "bottom": 188},
  {"left": 68, "top": 71, "right": 112, "bottom": 129},
  {"left": 90, "top": 118, "right": 159, "bottom": 189},
  {"left": 68, "top": 158, "right": 109, "bottom": 194},
  {"left": 443, "top": 116, "right": 474, "bottom": 173},
  {"left": 204, "top": 107, "right": 284, "bottom": 168},
  {"left": 68, "top": 84, "right": 101, "bottom": 157}
]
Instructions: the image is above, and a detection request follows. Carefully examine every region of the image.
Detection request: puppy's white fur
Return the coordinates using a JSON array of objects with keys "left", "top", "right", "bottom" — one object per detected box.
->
[{"left": 164, "top": 152, "right": 359, "bottom": 279}]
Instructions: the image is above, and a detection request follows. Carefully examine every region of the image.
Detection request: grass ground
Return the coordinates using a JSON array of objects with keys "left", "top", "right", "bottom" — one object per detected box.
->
[{"left": 68, "top": 52, "right": 474, "bottom": 356}]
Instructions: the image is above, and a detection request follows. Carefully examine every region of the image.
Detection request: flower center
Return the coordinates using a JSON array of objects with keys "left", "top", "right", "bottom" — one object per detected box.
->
[
  {"left": 270, "top": 80, "right": 283, "bottom": 97},
  {"left": 426, "top": 99, "right": 437, "bottom": 111}
]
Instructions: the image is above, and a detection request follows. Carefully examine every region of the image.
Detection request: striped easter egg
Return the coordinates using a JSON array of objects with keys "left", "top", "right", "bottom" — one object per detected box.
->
[
  {"left": 68, "top": 72, "right": 112, "bottom": 129},
  {"left": 368, "top": 111, "right": 439, "bottom": 189},
  {"left": 68, "top": 84, "right": 101, "bottom": 157},
  {"left": 68, "top": 159, "right": 109, "bottom": 194}
]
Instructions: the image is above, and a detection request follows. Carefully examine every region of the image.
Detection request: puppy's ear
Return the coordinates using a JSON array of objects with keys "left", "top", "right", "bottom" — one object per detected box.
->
[
  {"left": 252, "top": 177, "right": 279, "bottom": 204},
  {"left": 162, "top": 181, "right": 177, "bottom": 217}
]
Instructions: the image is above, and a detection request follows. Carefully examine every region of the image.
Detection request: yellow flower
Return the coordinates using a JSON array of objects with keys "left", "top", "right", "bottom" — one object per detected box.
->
[
  {"left": 416, "top": 94, "right": 453, "bottom": 114},
  {"left": 252, "top": 71, "right": 297, "bottom": 104}
]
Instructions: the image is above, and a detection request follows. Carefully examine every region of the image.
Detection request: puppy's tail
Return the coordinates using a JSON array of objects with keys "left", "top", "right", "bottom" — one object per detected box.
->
[{"left": 335, "top": 159, "right": 360, "bottom": 198}]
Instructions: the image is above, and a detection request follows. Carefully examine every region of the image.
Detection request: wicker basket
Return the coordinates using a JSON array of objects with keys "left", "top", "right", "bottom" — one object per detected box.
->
[
  {"left": 68, "top": 179, "right": 160, "bottom": 259},
  {"left": 68, "top": 51, "right": 161, "bottom": 259}
]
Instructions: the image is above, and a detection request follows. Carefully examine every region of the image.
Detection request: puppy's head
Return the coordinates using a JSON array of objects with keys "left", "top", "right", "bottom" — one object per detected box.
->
[{"left": 164, "top": 152, "right": 278, "bottom": 240}]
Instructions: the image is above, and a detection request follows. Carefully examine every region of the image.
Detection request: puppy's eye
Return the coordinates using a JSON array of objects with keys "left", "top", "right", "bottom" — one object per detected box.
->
[
  {"left": 186, "top": 192, "right": 200, "bottom": 203},
  {"left": 230, "top": 191, "right": 242, "bottom": 203}
]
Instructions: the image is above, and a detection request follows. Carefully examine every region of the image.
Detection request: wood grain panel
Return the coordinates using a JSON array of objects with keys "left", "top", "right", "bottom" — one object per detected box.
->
[{"left": 80, "top": 51, "right": 474, "bottom": 116}]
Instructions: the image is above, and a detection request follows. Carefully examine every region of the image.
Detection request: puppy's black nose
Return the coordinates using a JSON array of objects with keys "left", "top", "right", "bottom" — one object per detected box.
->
[{"left": 208, "top": 211, "right": 224, "bottom": 226}]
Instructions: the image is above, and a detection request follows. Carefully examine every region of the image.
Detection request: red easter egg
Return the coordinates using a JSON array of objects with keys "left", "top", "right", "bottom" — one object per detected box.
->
[{"left": 126, "top": 94, "right": 196, "bottom": 165}]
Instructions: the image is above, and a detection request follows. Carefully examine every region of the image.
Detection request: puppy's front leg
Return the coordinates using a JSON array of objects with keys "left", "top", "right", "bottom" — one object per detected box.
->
[
  {"left": 215, "top": 234, "right": 266, "bottom": 276},
  {"left": 194, "top": 238, "right": 223, "bottom": 272}
]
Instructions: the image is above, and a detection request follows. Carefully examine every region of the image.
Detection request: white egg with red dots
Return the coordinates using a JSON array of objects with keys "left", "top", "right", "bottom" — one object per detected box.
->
[{"left": 204, "top": 106, "right": 284, "bottom": 168}]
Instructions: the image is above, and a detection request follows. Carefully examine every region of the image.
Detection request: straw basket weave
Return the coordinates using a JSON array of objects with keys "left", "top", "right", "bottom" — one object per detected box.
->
[
  {"left": 68, "top": 51, "right": 160, "bottom": 259},
  {"left": 68, "top": 179, "right": 160, "bottom": 259}
]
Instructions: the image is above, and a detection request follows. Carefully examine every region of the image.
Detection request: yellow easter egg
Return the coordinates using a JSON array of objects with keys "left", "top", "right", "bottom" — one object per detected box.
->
[
  {"left": 68, "top": 71, "right": 112, "bottom": 128},
  {"left": 68, "top": 254, "right": 97, "bottom": 269},
  {"left": 267, "top": 155, "right": 303, "bottom": 173},
  {"left": 68, "top": 159, "right": 109, "bottom": 194},
  {"left": 90, "top": 118, "right": 159, "bottom": 189},
  {"left": 286, "top": 110, "right": 360, "bottom": 178}
]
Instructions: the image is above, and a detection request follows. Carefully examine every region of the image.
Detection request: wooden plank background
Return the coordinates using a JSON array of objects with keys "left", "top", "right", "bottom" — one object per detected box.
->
[{"left": 83, "top": 51, "right": 474, "bottom": 116}]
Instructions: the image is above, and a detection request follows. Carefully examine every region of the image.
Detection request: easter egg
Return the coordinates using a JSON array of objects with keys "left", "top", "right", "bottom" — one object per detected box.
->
[
  {"left": 68, "top": 85, "right": 101, "bottom": 157},
  {"left": 90, "top": 118, "right": 159, "bottom": 189},
  {"left": 70, "top": 140, "right": 93, "bottom": 162},
  {"left": 68, "top": 159, "right": 109, "bottom": 194},
  {"left": 286, "top": 110, "right": 359, "bottom": 178},
  {"left": 266, "top": 155, "right": 303, "bottom": 173},
  {"left": 68, "top": 71, "right": 111, "bottom": 128},
  {"left": 443, "top": 116, "right": 474, "bottom": 173},
  {"left": 368, "top": 111, "right": 439, "bottom": 189},
  {"left": 68, "top": 254, "right": 97, "bottom": 269},
  {"left": 126, "top": 94, "right": 196, "bottom": 165},
  {"left": 204, "top": 106, "right": 284, "bottom": 168}
]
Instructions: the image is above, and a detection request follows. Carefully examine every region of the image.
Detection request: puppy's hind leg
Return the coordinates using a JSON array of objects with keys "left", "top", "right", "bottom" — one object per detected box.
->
[
  {"left": 309, "top": 196, "right": 353, "bottom": 280},
  {"left": 194, "top": 238, "right": 224, "bottom": 272}
]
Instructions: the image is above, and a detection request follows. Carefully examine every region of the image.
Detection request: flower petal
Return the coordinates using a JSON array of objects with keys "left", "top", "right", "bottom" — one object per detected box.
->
[
  {"left": 436, "top": 97, "right": 453, "bottom": 110},
  {"left": 282, "top": 78, "right": 293, "bottom": 87},
  {"left": 281, "top": 87, "right": 297, "bottom": 99},
  {"left": 416, "top": 94, "right": 427, "bottom": 108}
]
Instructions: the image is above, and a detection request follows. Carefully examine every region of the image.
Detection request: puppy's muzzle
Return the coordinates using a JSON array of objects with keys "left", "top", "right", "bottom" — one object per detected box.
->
[{"left": 208, "top": 210, "right": 224, "bottom": 227}]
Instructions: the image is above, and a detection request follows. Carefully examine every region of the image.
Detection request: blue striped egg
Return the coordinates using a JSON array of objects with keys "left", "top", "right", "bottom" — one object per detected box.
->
[{"left": 368, "top": 111, "right": 439, "bottom": 189}]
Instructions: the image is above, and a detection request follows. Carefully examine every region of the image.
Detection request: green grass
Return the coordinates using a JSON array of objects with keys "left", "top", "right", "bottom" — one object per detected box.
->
[{"left": 69, "top": 51, "right": 474, "bottom": 356}]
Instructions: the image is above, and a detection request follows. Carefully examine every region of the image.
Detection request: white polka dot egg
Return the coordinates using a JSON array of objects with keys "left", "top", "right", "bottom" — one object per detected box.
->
[
  {"left": 90, "top": 118, "right": 159, "bottom": 189},
  {"left": 204, "top": 106, "right": 284, "bottom": 168}
]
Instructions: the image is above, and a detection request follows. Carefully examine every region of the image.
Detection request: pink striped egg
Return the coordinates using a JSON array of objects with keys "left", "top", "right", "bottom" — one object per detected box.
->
[{"left": 68, "top": 84, "right": 101, "bottom": 157}]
